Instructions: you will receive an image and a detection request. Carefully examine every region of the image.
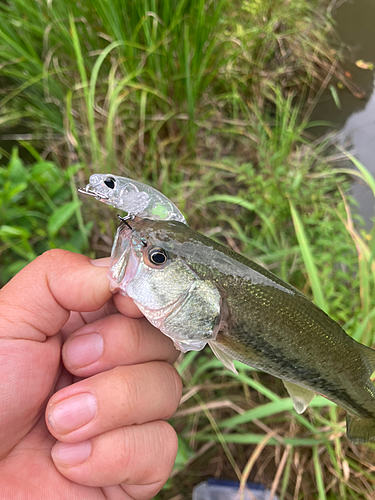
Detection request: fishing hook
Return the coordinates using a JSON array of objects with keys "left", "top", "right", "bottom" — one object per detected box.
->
[{"left": 117, "top": 213, "right": 135, "bottom": 230}]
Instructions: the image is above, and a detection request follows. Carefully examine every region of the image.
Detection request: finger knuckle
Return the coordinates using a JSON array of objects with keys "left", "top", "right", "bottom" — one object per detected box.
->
[{"left": 38, "top": 248, "right": 70, "bottom": 267}]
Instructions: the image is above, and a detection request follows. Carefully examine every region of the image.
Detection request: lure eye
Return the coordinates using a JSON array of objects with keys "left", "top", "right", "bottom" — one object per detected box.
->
[
  {"left": 148, "top": 247, "right": 168, "bottom": 266},
  {"left": 104, "top": 176, "right": 116, "bottom": 189}
]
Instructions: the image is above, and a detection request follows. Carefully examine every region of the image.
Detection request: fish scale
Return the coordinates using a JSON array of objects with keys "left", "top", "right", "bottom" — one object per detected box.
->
[
  {"left": 108, "top": 217, "right": 375, "bottom": 443},
  {"left": 214, "top": 275, "right": 375, "bottom": 423}
]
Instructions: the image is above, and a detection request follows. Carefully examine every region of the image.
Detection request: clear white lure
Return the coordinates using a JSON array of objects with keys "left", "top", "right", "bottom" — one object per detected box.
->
[{"left": 78, "top": 173, "right": 187, "bottom": 224}]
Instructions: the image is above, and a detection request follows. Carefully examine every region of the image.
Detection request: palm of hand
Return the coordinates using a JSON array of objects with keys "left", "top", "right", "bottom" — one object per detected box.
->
[{"left": 2, "top": 417, "right": 99, "bottom": 499}]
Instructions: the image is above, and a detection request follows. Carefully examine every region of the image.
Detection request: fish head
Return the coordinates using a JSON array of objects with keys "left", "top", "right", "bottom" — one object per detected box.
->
[{"left": 108, "top": 218, "right": 222, "bottom": 352}]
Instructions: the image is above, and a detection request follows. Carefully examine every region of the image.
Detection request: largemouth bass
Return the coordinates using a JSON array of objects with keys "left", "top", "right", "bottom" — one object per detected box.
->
[{"left": 108, "top": 217, "right": 375, "bottom": 444}]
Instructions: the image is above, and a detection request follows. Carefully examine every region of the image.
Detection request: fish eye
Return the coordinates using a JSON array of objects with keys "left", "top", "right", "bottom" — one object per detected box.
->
[
  {"left": 104, "top": 176, "right": 116, "bottom": 189},
  {"left": 148, "top": 247, "right": 168, "bottom": 266}
]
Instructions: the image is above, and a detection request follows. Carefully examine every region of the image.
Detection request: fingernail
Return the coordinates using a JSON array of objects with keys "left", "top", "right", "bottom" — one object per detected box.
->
[
  {"left": 52, "top": 441, "right": 92, "bottom": 467},
  {"left": 48, "top": 393, "right": 97, "bottom": 434},
  {"left": 65, "top": 333, "right": 103, "bottom": 368},
  {"left": 90, "top": 257, "right": 110, "bottom": 267}
]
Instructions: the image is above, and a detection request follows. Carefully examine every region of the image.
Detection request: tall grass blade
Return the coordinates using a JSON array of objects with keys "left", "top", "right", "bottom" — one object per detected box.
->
[
  {"left": 339, "top": 186, "right": 374, "bottom": 336},
  {"left": 345, "top": 152, "right": 375, "bottom": 200},
  {"left": 47, "top": 200, "right": 81, "bottom": 238},
  {"left": 89, "top": 40, "right": 124, "bottom": 109},
  {"left": 205, "top": 194, "right": 279, "bottom": 244},
  {"left": 289, "top": 200, "right": 327, "bottom": 312},
  {"left": 194, "top": 434, "right": 326, "bottom": 447},
  {"left": 194, "top": 392, "right": 241, "bottom": 480},
  {"left": 313, "top": 446, "right": 327, "bottom": 500},
  {"left": 217, "top": 397, "right": 334, "bottom": 430},
  {"left": 69, "top": 13, "right": 99, "bottom": 163}
]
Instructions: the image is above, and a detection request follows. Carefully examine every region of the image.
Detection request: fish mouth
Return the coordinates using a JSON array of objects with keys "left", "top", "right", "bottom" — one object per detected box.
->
[
  {"left": 108, "top": 239, "right": 140, "bottom": 295},
  {"left": 122, "top": 247, "right": 140, "bottom": 286}
]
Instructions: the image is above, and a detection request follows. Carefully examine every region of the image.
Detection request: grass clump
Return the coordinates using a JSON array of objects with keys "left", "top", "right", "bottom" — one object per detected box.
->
[
  {"left": 1, "top": 0, "right": 375, "bottom": 499},
  {"left": 0, "top": 0, "right": 353, "bottom": 165},
  {"left": 0, "top": 149, "right": 90, "bottom": 285},
  {"left": 166, "top": 160, "right": 375, "bottom": 500}
]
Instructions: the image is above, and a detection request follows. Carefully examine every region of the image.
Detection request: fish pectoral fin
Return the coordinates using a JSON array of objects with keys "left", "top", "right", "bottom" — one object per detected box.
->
[
  {"left": 282, "top": 380, "right": 315, "bottom": 414},
  {"left": 208, "top": 340, "right": 238, "bottom": 374},
  {"left": 346, "top": 415, "right": 375, "bottom": 444}
]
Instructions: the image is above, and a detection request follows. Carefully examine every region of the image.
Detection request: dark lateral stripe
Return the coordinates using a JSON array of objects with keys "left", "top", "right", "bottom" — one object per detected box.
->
[{"left": 228, "top": 331, "right": 375, "bottom": 419}]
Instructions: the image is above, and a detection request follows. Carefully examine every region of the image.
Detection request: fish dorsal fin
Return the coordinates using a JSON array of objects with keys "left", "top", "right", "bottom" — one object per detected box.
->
[
  {"left": 208, "top": 340, "right": 238, "bottom": 374},
  {"left": 283, "top": 380, "right": 315, "bottom": 414}
]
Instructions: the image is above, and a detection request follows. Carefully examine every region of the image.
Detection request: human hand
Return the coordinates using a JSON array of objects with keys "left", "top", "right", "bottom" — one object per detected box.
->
[{"left": 0, "top": 250, "right": 182, "bottom": 500}]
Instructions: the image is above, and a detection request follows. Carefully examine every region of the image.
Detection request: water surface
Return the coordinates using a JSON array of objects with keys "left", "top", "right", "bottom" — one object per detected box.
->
[{"left": 313, "top": 0, "right": 375, "bottom": 225}]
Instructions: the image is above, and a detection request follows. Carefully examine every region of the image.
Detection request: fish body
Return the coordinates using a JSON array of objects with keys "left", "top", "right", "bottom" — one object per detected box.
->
[
  {"left": 108, "top": 217, "right": 375, "bottom": 443},
  {"left": 78, "top": 174, "right": 187, "bottom": 224}
]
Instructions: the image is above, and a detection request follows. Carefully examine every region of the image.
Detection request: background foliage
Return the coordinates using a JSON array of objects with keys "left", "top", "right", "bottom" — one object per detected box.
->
[{"left": 1, "top": 0, "right": 375, "bottom": 499}]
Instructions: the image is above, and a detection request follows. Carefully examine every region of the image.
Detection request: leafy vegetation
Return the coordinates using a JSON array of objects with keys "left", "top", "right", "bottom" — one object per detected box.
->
[
  {"left": 0, "top": 149, "right": 91, "bottom": 284},
  {"left": 1, "top": 0, "right": 374, "bottom": 499}
]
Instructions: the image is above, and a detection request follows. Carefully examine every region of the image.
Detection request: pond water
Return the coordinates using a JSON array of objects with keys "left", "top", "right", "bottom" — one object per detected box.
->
[{"left": 312, "top": 0, "right": 375, "bottom": 226}]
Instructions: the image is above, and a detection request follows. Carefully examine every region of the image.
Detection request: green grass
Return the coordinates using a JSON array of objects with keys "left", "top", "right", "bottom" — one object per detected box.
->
[
  {"left": 164, "top": 160, "right": 375, "bottom": 499},
  {"left": 0, "top": 0, "right": 352, "bottom": 164},
  {"left": 0, "top": 149, "right": 92, "bottom": 284},
  {"left": 1, "top": 0, "right": 375, "bottom": 499}
]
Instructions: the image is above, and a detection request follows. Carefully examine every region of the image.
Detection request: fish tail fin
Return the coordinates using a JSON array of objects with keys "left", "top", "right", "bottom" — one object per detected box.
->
[{"left": 346, "top": 415, "right": 375, "bottom": 444}]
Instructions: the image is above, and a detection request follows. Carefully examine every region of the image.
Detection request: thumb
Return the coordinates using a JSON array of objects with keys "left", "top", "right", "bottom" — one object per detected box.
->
[{"left": 0, "top": 250, "right": 112, "bottom": 458}]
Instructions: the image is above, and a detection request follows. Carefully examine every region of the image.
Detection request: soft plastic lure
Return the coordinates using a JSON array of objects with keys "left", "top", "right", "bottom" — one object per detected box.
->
[{"left": 78, "top": 173, "right": 187, "bottom": 224}]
